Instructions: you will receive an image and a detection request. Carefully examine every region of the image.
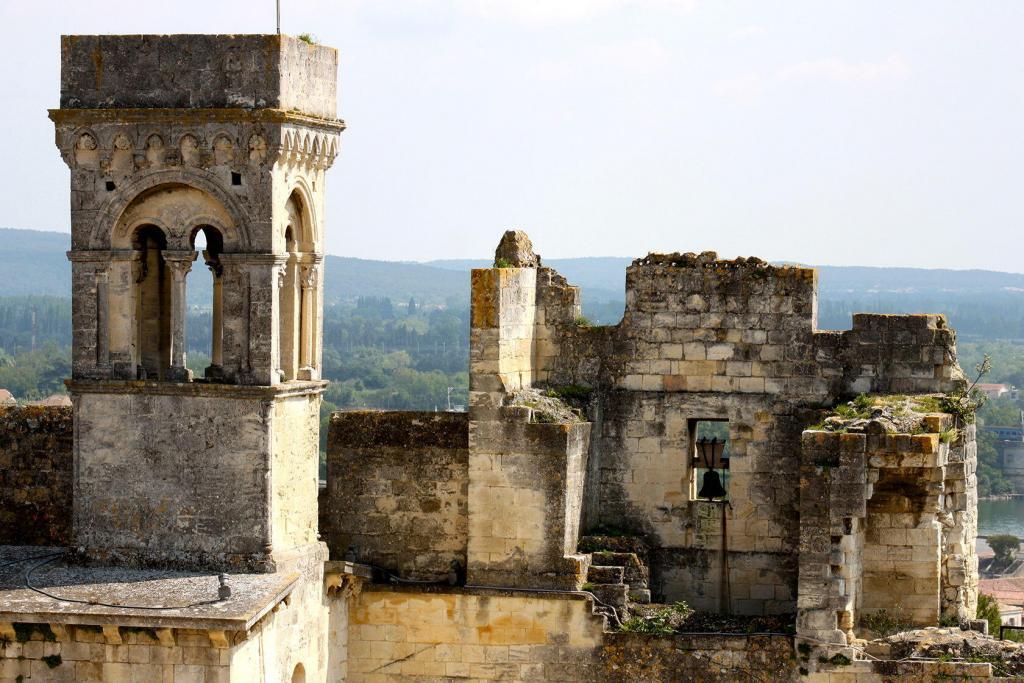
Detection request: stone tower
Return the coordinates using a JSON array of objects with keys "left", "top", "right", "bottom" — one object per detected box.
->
[{"left": 51, "top": 35, "right": 343, "bottom": 570}]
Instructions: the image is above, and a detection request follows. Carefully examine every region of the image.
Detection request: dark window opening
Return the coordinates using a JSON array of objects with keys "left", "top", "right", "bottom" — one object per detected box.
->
[
  {"left": 105, "top": 181, "right": 116, "bottom": 191},
  {"left": 231, "top": 172, "right": 242, "bottom": 186},
  {"left": 690, "top": 419, "right": 730, "bottom": 501}
]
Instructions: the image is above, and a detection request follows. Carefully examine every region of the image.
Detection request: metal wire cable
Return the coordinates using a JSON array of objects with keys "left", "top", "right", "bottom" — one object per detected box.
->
[{"left": 22, "top": 553, "right": 227, "bottom": 611}]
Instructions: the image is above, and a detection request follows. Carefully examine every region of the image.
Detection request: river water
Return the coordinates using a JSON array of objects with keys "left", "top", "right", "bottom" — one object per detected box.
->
[{"left": 979, "top": 498, "right": 1024, "bottom": 537}]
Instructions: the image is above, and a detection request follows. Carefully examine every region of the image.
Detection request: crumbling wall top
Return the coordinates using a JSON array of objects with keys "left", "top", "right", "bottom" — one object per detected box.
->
[
  {"left": 494, "top": 230, "right": 541, "bottom": 268},
  {"left": 59, "top": 34, "right": 338, "bottom": 119},
  {"left": 631, "top": 250, "right": 815, "bottom": 278}
]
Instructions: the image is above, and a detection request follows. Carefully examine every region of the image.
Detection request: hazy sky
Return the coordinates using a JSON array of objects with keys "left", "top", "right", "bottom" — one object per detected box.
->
[{"left": 2, "top": 1, "right": 1022, "bottom": 270}]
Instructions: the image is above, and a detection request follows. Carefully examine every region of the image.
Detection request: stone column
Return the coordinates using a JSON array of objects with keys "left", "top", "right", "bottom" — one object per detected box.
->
[
  {"left": 164, "top": 251, "right": 197, "bottom": 382},
  {"left": 298, "top": 263, "right": 319, "bottom": 380},
  {"left": 204, "top": 253, "right": 225, "bottom": 380},
  {"left": 95, "top": 269, "right": 110, "bottom": 369}
]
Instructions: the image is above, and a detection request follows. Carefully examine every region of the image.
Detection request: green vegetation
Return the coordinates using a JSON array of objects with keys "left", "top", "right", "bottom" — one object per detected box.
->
[
  {"left": 574, "top": 315, "right": 593, "bottom": 328},
  {"left": 41, "top": 654, "right": 62, "bottom": 669},
  {"left": 297, "top": 33, "right": 318, "bottom": 45},
  {"left": 493, "top": 257, "right": 513, "bottom": 268},
  {"left": 977, "top": 593, "right": 1005, "bottom": 640},
  {"left": 860, "top": 606, "right": 912, "bottom": 637},
  {"left": 618, "top": 602, "right": 693, "bottom": 634}
]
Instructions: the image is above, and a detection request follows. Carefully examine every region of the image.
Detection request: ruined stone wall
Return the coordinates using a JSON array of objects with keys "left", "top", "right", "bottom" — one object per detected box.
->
[
  {"left": 797, "top": 420, "right": 977, "bottom": 647},
  {"left": 346, "top": 586, "right": 604, "bottom": 681},
  {"left": 345, "top": 585, "right": 801, "bottom": 682},
  {"left": 814, "top": 313, "right": 963, "bottom": 396},
  {"left": 321, "top": 411, "right": 469, "bottom": 582},
  {"left": 0, "top": 406, "right": 73, "bottom": 547},
  {"left": 591, "top": 633, "right": 798, "bottom": 682},
  {"left": 468, "top": 261, "right": 594, "bottom": 590},
  {"left": 467, "top": 413, "right": 590, "bottom": 590},
  {"left": 469, "top": 251, "right": 966, "bottom": 613}
]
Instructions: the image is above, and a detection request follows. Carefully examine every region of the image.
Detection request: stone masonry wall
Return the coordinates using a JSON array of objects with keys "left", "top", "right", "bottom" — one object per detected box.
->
[
  {"left": 321, "top": 411, "right": 469, "bottom": 582},
  {"left": 467, "top": 412, "right": 590, "bottom": 590},
  {"left": 72, "top": 387, "right": 278, "bottom": 571},
  {"left": 0, "top": 624, "right": 231, "bottom": 683},
  {"left": 470, "top": 250, "right": 967, "bottom": 613},
  {"left": 346, "top": 586, "right": 605, "bottom": 681},
  {"left": 0, "top": 406, "right": 73, "bottom": 547},
  {"left": 60, "top": 34, "right": 338, "bottom": 118},
  {"left": 797, "top": 419, "right": 977, "bottom": 648},
  {"left": 345, "top": 586, "right": 801, "bottom": 683}
]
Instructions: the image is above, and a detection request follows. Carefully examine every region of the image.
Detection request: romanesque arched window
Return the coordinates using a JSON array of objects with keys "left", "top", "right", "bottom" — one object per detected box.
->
[
  {"left": 133, "top": 225, "right": 170, "bottom": 380},
  {"left": 280, "top": 225, "right": 300, "bottom": 381},
  {"left": 279, "top": 191, "right": 318, "bottom": 382},
  {"left": 191, "top": 226, "right": 225, "bottom": 379}
]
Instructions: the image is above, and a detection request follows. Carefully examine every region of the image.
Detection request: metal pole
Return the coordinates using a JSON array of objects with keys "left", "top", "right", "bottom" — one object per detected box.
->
[{"left": 276, "top": 0, "right": 281, "bottom": 35}]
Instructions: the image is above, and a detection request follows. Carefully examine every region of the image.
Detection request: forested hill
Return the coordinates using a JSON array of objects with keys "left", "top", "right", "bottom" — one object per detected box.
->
[{"left": 4, "top": 227, "right": 1024, "bottom": 338}]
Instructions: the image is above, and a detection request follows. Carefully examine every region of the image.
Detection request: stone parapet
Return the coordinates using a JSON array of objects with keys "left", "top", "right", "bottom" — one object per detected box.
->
[
  {"left": 320, "top": 411, "right": 469, "bottom": 582},
  {"left": 60, "top": 34, "right": 339, "bottom": 120},
  {"left": 0, "top": 406, "right": 73, "bottom": 547}
]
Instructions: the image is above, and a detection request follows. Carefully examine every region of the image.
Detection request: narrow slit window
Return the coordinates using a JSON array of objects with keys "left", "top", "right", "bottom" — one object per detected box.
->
[{"left": 690, "top": 419, "right": 730, "bottom": 501}]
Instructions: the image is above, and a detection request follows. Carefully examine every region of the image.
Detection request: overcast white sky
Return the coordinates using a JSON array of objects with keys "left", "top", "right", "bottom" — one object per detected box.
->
[{"left": 2, "top": 1, "right": 1022, "bottom": 270}]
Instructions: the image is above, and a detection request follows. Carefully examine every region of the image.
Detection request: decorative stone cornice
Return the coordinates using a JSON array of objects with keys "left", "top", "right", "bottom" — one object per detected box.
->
[{"left": 49, "top": 108, "right": 346, "bottom": 133}]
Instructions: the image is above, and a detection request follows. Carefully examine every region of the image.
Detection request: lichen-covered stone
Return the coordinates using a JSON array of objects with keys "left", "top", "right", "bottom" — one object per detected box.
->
[{"left": 494, "top": 229, "right": 540, "bottom": 267}]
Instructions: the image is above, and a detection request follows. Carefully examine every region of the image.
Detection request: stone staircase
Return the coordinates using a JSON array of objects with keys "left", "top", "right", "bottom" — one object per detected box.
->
[{"left": 577, "top": 535, "right": 652, "bottom": 622}]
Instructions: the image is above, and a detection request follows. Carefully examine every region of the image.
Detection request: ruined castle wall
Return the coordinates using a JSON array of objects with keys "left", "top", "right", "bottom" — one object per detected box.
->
[
  {"left": 467, "top": 414, "right": 590, "bottom": 590},
  {"left": 321, "top": 411, "right": 469, "bottom": 582},
  {"left": 71, "top": 387, "right": 276, "bottom": 570},
  {"left": 345, "top": 586, "right": 801, "bottom": 682},
  {"left": 797, "top": 422, "right": 975, "bottom": 646},
  {"left": 944, "top": 424, "right": 979, "bottom": 618},
  {"left": 346, "top": 586, "right": 604, "bottom": 681},
  {"left": 469, "top": 267, "right": 538, "bottom": 403},
  {"left": 591, "top": 633, "right": 798, "bottom": 682},
  {"left": 813, "top": 313, "right": 964, "bottom": 396},
  {"left": 0, "top": 406, "right": 73, "bottom": 547}
]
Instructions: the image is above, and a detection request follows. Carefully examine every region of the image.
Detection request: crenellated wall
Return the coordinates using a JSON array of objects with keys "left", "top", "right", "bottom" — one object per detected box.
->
[{"left": 466, "top": 239, "right": 970, "bottom": 617}]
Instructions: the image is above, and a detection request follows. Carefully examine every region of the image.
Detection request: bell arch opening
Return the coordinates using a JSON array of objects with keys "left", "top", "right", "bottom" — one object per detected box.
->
[
  {"left": 190, "top": 225, "right": 225, "bottom": 379},
  {"left": 279, "top": 190, "right": 319, "bottom": 382},
  {"left": 132, "top": 225, "right": 171, "bottom": 380}
]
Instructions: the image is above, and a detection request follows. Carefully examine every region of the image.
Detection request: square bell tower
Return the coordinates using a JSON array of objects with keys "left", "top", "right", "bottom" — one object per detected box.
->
[{"left": 52, "top": 35, "right": 344, "bottom": 571}]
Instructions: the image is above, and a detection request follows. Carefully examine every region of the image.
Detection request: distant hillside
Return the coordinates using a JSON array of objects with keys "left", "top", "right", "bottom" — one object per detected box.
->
[
  {"left": 4, "top": 228, "right": 1024, "bottom": 337},
  {"left": 0, "top": 229, "right": 70, "bottom": 296}
]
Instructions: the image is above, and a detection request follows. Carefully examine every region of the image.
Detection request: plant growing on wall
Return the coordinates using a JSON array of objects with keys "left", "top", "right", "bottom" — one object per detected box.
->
[{"left": 940, "top": 354, "right": 992, "bottom": 426}]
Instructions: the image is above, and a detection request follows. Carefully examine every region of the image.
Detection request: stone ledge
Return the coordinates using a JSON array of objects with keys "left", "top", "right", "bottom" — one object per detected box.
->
[{"left": 65, "top": 379, "right": 327, "bottom": 399}]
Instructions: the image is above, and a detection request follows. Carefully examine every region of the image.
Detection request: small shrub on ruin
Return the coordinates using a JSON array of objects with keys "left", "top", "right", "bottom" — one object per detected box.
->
[
  {"left": 860, "top": 606, "right": 912, "bottom": 637},
  {"left": 618, "top": 602, "right": 693, "bottom": 634}
]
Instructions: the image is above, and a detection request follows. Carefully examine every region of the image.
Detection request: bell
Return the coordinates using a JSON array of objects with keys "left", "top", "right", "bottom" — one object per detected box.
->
[{"left": 698, "top": 469, "right": 727, "bottom": 500}]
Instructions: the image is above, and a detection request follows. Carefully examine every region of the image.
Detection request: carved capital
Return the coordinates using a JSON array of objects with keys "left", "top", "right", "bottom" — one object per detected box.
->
[
  {"left": 164, "top": 250, "right": 198, "bottom": 278},
  {"left": 300, "top": 264, "right": 319, "bottom": 290}
]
